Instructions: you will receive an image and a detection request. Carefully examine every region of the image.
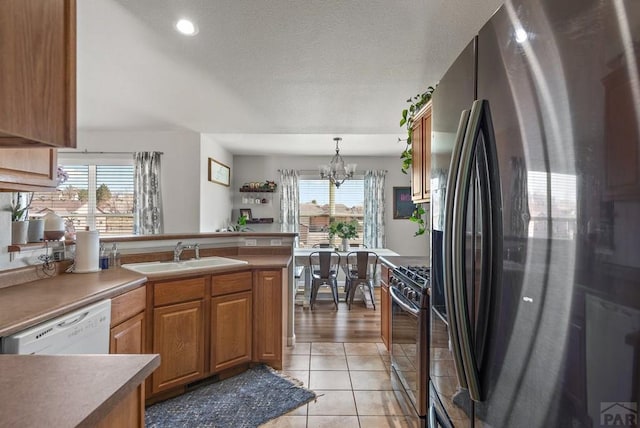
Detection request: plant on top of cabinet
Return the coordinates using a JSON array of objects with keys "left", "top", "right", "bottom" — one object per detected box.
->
[{"left": 399, "top": 86, "right": 435, "bottom": 174}]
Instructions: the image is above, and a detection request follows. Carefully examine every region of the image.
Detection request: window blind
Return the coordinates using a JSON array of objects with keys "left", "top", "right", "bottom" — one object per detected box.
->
[
  {"left": 299, "top": 178, "right": 364, "bottom": 247},
  {"left": 31, "top": 164, "right": 135, "bottom": 236}
]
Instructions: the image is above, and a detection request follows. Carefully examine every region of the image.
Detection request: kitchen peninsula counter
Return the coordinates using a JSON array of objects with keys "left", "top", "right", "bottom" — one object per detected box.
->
[
  {"left": 0, "top": 255, "right": 291, "bottom": 337},
  {"left": 0, "top": 354, "right": 159, "bottom": 428}
]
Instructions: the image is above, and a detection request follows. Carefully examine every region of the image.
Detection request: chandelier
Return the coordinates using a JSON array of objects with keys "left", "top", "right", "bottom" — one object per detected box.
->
[{"left": 319, "top": 137, "right": 357, "bottom": 188}]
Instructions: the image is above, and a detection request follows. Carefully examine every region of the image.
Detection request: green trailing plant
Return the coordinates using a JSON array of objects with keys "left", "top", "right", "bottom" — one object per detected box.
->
[
  {"left": 228, "top": 215, "right": 251, "bottom": 232},
  {"left": 399, "top": 86, "right": 435, "bottom": 174},
  {"left": 409, "top": 204, "right": 426, "bottom": 237},
  {"left": 328, "top": 220, "right": 359, "bottom": 240}
]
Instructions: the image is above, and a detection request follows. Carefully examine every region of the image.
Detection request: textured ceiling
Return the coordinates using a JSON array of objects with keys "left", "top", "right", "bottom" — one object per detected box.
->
[{"left": 77, "top": 0, "right": 504, "bottom": 154}]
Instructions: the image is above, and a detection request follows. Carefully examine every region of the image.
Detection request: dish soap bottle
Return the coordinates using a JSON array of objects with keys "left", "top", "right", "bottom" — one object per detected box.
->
[
  {"left": 110, "top": 243, "right": 121, "bottom": 268},
  {"left": 99, "top": 243, "right": 109, "bottom": 270}
]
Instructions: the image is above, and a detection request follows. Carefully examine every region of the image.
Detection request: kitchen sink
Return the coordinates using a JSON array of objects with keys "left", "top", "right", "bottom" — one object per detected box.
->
[
  {"left": 121, "top": 256, "right": 248, "bottom": 275},
  {"left": 182, "top": 257, "right": 248, "bottom": 268}
]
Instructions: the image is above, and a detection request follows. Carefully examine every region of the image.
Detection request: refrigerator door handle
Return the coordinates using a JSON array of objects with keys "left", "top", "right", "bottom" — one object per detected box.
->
[
  {"left": 429, "top": 403, "right": 453, "bottom": 428},
  {"left": 452, "top": 99, "right": 485, "bottom": 401},
  {"left": 443, "top": 109, "right": 471, "bottom": 390}
]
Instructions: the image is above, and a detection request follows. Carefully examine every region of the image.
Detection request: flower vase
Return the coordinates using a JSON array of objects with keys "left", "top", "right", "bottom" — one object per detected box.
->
[
  {"left": 11, "top": 221, "right": 28, "bottom": 245},
  {"left": 341, "top": 238, "right": 349, "bottom": 252}
]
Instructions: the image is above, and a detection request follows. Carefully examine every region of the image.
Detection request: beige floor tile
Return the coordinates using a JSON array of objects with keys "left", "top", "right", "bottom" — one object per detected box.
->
[
  {"left": 285, "top": 403, "right": 308, "bottom": 417},
  {"left": 307, "top": 415, "right": 360, "bottom": 427},
  {"left": 311, "top": 342, "right": 346, "bottom": 355},
  {"left": 285, "top": 342, "right": 311, "bottom": 355},
  {"left": 344, "top": 342, "right": 381, "bottom": 355},
  {"left": 307, "top": 390, "right": 357, "bottom": 416},
  {"left": 376, "top": 343, "right": 390, "bottom": 356},
  {"left": 358, "top": 415, "right": 421, "bottom": 428},
  {"left": 354, "top": 390, "right": 414, "bottom": 416},
  {"left": 284, "top": 355, "right": 310, "bottom": 371},
  {"left": 261, "top": 415, "right": 307, "bottom": 427},
  {"left": 281, "top": 370, "right": 309, "bottom": 388},
  {"left": 349, "top": 370, "right": 399, "bottom": 390},
  {"left": 347, "top": 354, "right": 386, "bottom": 371},
  {"left": 310, "top": 355, "right": 348, "bottom": 370},
  {"left": 309, "top": 370, "right": 352, "bottom": 390}
]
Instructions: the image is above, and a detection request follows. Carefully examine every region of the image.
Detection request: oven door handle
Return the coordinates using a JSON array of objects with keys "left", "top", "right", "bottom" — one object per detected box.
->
[{"left": 389, "top": 286, "right": 420, "bottom": 316}]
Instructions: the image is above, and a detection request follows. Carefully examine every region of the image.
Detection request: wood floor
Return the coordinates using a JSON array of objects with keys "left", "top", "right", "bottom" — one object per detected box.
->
[{"left": 294, "top": 289, "right": 382, "bottom": 343}]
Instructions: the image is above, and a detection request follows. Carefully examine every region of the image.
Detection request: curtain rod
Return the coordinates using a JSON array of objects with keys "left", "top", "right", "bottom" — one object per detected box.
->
[{"left": 58, "top": 150, "right": 164, "bottom": 155}]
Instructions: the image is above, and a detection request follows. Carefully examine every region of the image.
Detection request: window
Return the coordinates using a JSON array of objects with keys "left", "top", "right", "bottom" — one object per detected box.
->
[
  {"left": 298, "top": 178, "right": 364, "bottom": 247},
  {"left": 31, "top": 162, "right": 135, "bottom": 236},
  {"left": 526, "top": 171, "right": 577, "bottom": 239}
]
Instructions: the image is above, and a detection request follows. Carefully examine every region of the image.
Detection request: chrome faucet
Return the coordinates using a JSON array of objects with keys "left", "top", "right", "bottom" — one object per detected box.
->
[{"left": 174, "top": 242, "right": 200, "bottom": 262}]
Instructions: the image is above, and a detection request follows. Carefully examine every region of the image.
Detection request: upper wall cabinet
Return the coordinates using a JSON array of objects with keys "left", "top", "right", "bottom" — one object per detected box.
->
[
  {"left": 0, "top": 0, "right": 76, "bottom": 148},
  {"left": 411, "top": 102, "right": 432, "bottom": 203}
]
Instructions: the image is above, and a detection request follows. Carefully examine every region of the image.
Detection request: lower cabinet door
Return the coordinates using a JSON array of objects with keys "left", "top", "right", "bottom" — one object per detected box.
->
[
  {"left": 152, "top": 300, "right": 205, "bottom": 393},
  {"left": 380, "top": 284, "right": 390, "bottom": 350},
  {"left": 253, "top": 270, "right": 282, "bottom": 367},
  {"left": 110, "top": 312, "right": 145, "bottom": 354},
  {"left": 211, "top": 291, "right": 252, "bottom": 372}
]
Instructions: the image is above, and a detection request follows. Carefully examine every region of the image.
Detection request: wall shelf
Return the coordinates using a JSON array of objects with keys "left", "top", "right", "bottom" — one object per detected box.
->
[
  {"left": 239, "top": 188, "right": 275, "bottom": 193},
  {"left": 246, "top": 218, "right": 274, "bottom": 224}
]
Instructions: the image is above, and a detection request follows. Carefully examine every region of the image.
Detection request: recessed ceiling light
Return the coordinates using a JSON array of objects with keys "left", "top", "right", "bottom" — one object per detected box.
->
[
  {"left": 176, "top": 19, "right": 198, "bottom": 36},
  {"left": 515, "top": 28, "right": 528, "bottom": 43}
]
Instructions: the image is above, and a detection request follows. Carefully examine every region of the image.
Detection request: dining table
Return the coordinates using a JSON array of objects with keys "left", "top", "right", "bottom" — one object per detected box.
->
[{"left": 293, "top": 247, "right": 399, "bottom": 308}]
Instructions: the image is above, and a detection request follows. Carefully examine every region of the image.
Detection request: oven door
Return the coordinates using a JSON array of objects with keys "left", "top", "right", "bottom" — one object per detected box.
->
[{"left": 390, "top": 286, "right": 425, "bottom": 416}]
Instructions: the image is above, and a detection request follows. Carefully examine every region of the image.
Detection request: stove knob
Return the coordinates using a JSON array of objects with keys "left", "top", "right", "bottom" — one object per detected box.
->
[
  {"left": 402, "top": 287, "right": 411, "bottom": 297},
  {"left": 407, "top": 290, "right": 416, "bottom": 301}
]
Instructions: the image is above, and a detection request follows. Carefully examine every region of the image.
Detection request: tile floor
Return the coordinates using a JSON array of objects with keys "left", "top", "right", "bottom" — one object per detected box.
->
[{"left": 262, "top": 342, "right": 421, "bottom": 428}]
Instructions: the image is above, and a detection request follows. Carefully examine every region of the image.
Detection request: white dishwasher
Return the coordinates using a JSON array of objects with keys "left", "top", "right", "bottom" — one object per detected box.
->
[{"left": 2, "top": 299, "right": 111, "bottom": 355}]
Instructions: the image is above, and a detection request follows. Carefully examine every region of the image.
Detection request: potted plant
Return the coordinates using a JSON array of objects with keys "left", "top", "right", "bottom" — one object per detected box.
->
[
  {"left": 8, "top": 192, "right": 32, "bottom": 244},
  {"left": 399, "top": 86, "right": 435, "bottom": 175},
  {"left": 328, "top": 220, "right": 359, "bottom": 251}
]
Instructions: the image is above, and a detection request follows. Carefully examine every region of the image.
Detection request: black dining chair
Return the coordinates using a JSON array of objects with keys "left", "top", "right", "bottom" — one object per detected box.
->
[
  {"left": 344, "top": 251, "right": 379, "bottom": 310},
  {"left": 308, "top": 251, "right": 341, "bottom": 310}
]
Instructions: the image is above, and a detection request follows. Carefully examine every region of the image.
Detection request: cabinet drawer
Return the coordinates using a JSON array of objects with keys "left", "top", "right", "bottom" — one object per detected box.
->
[
  {"left": 154, "top": 277, "right": 206, "bottom": 306},
  {"left": 212, "top": 271, "right": 252, "bottom": 297},
  {"left": 111, "top": 286, "right": 146, "bottom": 327}
]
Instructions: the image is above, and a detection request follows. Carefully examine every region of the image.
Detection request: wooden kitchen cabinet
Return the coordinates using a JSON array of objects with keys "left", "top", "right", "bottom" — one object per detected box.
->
[
  {"left": 603, "top": 53, "right": 640, "bottom": 200},
  {"left": 0, "top": 0, "right": 76, "bottom": 148},
  {"left": 0, "top": 148, "right": 58, "bottom": 191},
  {"left": 211, "top": 271, "right": 253, "bottom": 373},
  {"left": 151, "top": 277, "right": 206, "bottom": 393},
  {"left": 110, "top": 286, "right": 146, "bottom": 354},
  {"left": 253, "top": 270, "right": 282, "bottom": 368},
  {"left": 411, "top": 102, "right": 432, "bottom": 203},
  {"left": 380, "top": 264, "right": 391, "bottom": 350}
]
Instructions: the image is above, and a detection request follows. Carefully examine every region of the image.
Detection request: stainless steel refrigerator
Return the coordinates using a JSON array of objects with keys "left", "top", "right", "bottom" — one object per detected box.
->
[{"left": 429, "top": 0, "right": 640, "bottom": 427}]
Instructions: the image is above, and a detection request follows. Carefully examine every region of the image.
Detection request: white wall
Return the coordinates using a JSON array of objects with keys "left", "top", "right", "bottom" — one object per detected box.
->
[
  {"left": 77, "top": 130, "right": 201, "bottom": 233},
  {"left": 200, "top": 134, "right": 233, "bottom": 232},
  {"left": 232, "top": 154, "right": 429, "bottom": 257}
]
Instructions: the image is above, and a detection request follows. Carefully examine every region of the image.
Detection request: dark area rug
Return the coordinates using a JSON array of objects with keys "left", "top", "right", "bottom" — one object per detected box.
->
[{"left": 145, "top": 365, "right": 316, "bottom": 428}]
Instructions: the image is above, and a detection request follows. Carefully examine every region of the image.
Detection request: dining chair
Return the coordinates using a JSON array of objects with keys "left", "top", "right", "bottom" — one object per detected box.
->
[
  {"left": 308, "top": 251, "right": 341, "bottom": 310},
  {"left": 344, "top": 251, "right": 379, "bottom": 310}
]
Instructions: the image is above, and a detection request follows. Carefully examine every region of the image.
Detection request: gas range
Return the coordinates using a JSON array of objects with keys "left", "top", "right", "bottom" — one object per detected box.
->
[{"left": 389, "top": 265, "right": 430, "bottom": 310}]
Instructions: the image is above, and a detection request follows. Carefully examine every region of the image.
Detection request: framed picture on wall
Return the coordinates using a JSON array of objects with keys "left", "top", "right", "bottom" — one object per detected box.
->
[
  {"left": 208, "top": 158, "right": 230, "bottom": 186},
  {"left": 393, "top": 187, "right": 417, "bottom": 219},
  {"left": 239, "top": 208, "right": 252, "bottom": 220}
]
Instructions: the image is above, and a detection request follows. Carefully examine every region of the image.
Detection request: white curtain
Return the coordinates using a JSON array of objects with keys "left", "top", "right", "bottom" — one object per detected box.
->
[
  {"left": 364, "top": 170, "right": 386, "bottom": 248},
  {"left": 279, "top": 169, "right": 299, "bottom": 240},
  {"left": 133, "top": 152, "right": 163, "bottom": 235}
]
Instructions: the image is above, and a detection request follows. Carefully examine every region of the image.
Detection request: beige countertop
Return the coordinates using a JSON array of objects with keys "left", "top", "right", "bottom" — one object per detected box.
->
[
  {"left": 379, "top": 255, "right": 430, "bottom": 269},
  {"left": 0, "top": 354, "right": 159, "bottom": 428},
  {"left": 0, "top": 255, "right": 291, "bottom": 337}
]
